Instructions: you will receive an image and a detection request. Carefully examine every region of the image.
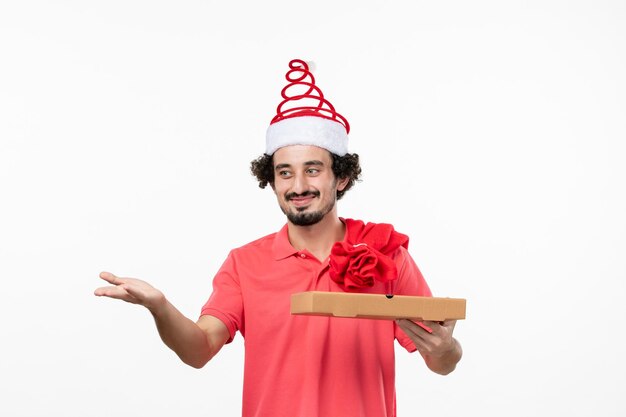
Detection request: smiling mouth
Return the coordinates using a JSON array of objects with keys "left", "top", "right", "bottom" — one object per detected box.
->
[
  {"left": 289, "top": 195, "right": 315, "bottom": 208},
  {"left": 286, "top": 191, "right": 319, "bottom": 208}
]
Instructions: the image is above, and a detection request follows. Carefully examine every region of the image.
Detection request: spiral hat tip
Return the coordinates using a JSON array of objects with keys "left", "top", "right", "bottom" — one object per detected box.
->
[{"left": 266, "top": 58, "right": 349, "bottom": 156}]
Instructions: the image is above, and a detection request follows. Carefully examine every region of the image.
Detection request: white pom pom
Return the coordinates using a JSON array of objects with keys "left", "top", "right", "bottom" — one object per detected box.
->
[{"left": 305, "top": 60, "right": 316, "bottom": 72}]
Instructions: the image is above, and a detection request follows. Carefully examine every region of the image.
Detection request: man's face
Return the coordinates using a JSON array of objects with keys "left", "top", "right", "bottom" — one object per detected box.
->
[{"left": 272, "top": 145, "right": 347, "bottom": 226}]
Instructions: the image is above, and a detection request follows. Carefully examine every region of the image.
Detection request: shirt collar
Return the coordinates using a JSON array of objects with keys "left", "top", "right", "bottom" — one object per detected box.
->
[
  {"left": 271, "top": 219, "right": 355, "bottom": 261},
  {"left": 272, "top": 223, "right": 299, "bottom": 260}
]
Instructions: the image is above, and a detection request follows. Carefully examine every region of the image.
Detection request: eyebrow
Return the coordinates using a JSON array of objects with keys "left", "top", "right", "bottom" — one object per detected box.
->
[{"left": 274, "top": 160, "right": 325, "bottom": 171}]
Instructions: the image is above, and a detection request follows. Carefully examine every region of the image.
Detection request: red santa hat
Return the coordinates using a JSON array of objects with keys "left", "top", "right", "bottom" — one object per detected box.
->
[{"left": 265, "top": 59, "right": 350, "bottom": 156}]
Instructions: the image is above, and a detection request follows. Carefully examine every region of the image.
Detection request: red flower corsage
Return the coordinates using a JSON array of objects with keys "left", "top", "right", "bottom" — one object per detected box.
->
[{"left": 329, "top": 219, "right": 409, "bottom": 292}]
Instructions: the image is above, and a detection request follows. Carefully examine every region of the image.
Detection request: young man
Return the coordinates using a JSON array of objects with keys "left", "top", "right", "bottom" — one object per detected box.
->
[{"left": 95, "top": 59, "right": 462, "bottom": 417}]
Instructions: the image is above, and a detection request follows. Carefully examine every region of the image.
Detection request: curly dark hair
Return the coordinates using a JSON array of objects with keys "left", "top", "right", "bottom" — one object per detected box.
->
[{"left": 250, "top": 152, "right": 362, "bottom": 200}]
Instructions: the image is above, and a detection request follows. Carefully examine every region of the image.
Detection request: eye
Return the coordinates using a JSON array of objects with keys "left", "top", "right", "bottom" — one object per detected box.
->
[
  {"left": 306, "top": 168, "right": 320, "bottom": 175},
  {"left": 278, "top": 170, "right": 292, "bottom": 178}
]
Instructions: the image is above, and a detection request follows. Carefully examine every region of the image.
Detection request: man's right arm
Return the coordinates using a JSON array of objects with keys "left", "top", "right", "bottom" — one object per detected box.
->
[{"left": 95, "top": 271, "right": 229, "bottom": 369}]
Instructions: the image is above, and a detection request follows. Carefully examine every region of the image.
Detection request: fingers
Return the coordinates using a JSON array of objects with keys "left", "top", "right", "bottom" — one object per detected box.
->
[
  {"left": 419, "top": 320, "right": 457, "bottom": 334},
  {"left": 99, "top": 271, "right": 122, "bottom": 285},
  {"left": 415, "top": 321, "right": 434, "bottom": 334},
  {"left": 95, "top": 271, "right": 137, "bottom": 303},
  {"left": 396, "top": 319, "right": 434, "bottom": 334},
  {"left": 95, "top": 272, "right": 165, "bottom": 312},
  {"left": 396, "top": 319, "right": 458, "bottom": 355},
  {"left": 93, "top": 285, "right": 137, "bottom": 304},
  {"left": 442, "top": 319, "right": 457, "bottom": 332},
  {"left": 396, "top": 319, "right": 433, "bottom": 340}
]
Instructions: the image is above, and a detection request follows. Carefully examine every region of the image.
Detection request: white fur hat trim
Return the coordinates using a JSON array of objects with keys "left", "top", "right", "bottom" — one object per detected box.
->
[{"left": 265, "top": 116, "right": 349, "bottom": 156}]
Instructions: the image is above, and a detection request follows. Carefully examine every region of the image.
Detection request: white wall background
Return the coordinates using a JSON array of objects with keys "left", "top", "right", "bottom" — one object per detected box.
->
[{"left": 1, "top": 1, "right": 625, "bottom": 416}]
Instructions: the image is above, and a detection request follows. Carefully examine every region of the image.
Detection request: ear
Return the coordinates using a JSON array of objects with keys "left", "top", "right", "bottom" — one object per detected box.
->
[{"left": 336, "top": 176, "right": 349, "bottom": 192}]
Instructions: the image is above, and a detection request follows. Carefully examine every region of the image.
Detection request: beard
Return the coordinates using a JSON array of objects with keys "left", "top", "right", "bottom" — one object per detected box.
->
[
  {"left": 287, "top": 210, "right": 326, "bottom": 226},
  {"left": 281, "top": 190, "right": 336, "bottom": 226}
]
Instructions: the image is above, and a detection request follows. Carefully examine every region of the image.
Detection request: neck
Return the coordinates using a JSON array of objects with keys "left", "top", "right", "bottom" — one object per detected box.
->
[{"left": 287, "top": 209, "right": 345, "bottom": 261}]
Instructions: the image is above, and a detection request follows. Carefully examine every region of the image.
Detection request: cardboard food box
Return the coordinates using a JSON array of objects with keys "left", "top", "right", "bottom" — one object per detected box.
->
[{"left": 291, "top": 291, "right": 466, "bottom": 322}]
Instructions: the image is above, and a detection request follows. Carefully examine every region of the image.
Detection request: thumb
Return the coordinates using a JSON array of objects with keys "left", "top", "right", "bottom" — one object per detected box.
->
[{"left": 443, "top": 320, "right": 457, "bottom": 331}]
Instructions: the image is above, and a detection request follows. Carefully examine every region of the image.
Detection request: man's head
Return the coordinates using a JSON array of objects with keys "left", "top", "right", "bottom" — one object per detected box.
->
[
  {"left": 253, "top": 59, "right": 360, "bottom": 225},
  {"left": 250, "top": 145, "right": 361, "bottom": 226}
]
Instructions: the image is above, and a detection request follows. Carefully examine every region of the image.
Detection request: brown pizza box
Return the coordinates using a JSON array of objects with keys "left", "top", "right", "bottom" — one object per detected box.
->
[{"left": 291, "top": 291, "right": 466, "bottom": 322}]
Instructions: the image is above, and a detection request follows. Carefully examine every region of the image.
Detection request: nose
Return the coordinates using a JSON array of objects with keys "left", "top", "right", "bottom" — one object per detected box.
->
[{"left": 292, "top": 172, "right": 308, "bottom": 194}]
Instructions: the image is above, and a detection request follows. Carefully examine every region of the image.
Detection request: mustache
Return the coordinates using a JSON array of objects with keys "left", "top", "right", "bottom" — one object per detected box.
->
[{"left": 285, "top": 190, "right": 320, "bottom": 200}]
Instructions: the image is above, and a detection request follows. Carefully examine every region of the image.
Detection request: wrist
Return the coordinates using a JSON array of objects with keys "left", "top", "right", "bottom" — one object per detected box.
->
[
  {"left": 424, "top": 339, "right": 462, "bottom": 375},
  {"left": 429, "top": 337, "right": 460, "bottom": 360},
  {"left": 148, "top": 294, "right": 169, "bottom": 317}
]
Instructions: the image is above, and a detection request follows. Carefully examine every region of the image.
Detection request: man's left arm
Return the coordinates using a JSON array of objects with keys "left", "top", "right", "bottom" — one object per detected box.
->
[{"left": 396, "top": 319, "right": 462, "bottom": 375}]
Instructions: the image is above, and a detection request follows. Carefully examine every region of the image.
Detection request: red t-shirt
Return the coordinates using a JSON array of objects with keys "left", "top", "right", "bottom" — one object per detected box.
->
[{"left": 201, "top": 219, "right": 432, "bottom": 417}]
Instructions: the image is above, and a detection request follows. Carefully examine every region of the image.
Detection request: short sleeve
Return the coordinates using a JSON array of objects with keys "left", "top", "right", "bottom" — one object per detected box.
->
[
  {"left": 392, "top": 247, "right": 432, "bottom": 352},
  {"left": 200, "top": 251, "right": 244, "bottom": 343}
]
